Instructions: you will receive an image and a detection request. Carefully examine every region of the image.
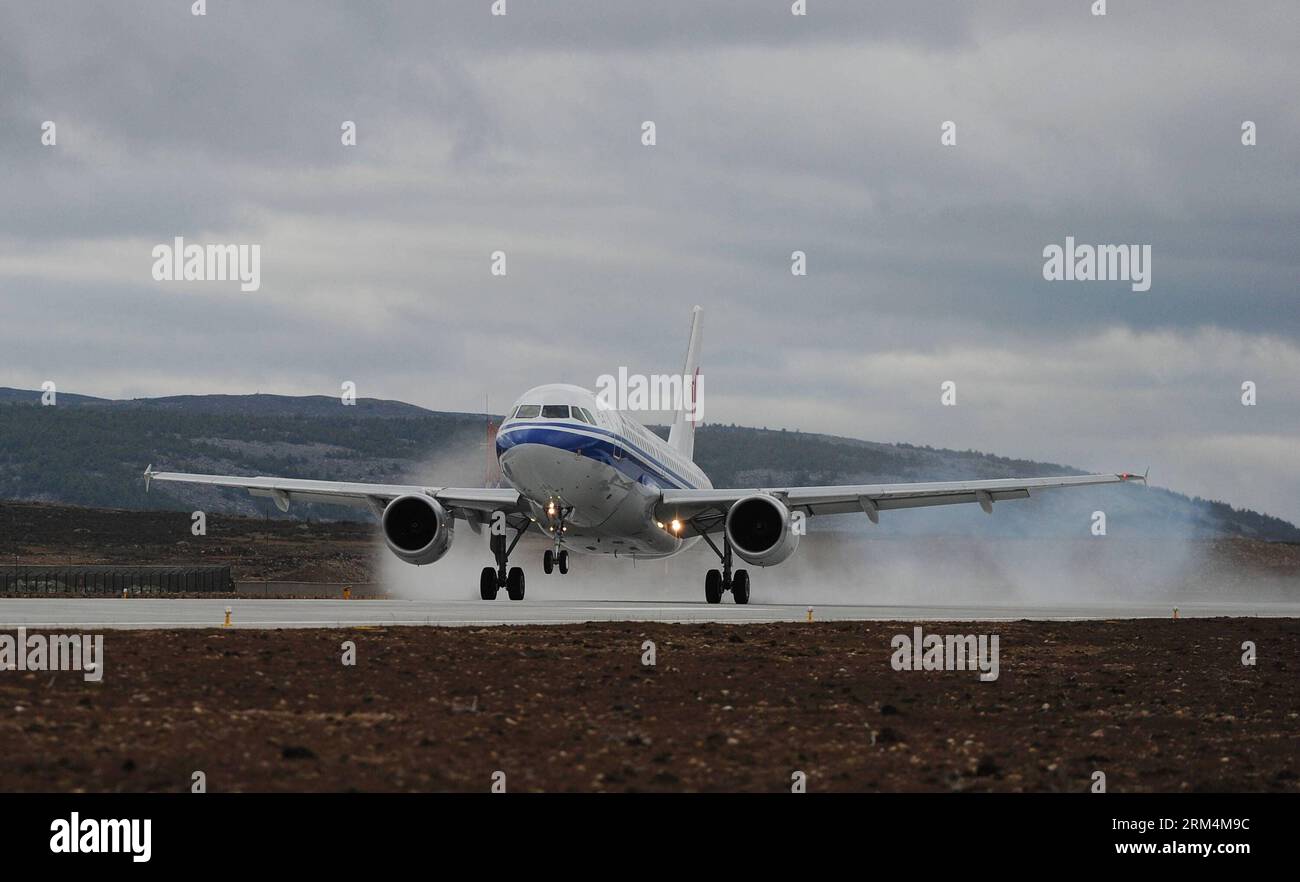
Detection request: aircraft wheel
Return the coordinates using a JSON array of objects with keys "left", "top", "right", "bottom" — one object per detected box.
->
[
  {"left": 479, "top": 566, "right": 499, "bottom": 600},
  {"left": 705, "top": 569, "right": 722, "bottom": 604},
  {"left": 558, "top": 550, "right": 569, "bottom": 574},
  {"left": 506, "top": 566, "right": 526, "bottom": 601},
  {"left": 543, "top": 549, "right": 554, "bottom": 574},
  {"left": 732, "top": 569, "right": 750, "bottom": 605}
]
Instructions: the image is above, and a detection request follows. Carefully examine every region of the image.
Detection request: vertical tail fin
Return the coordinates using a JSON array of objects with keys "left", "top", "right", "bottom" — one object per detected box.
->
[{"left": 667, "top": 305, "right": 703, "bottom": 460}]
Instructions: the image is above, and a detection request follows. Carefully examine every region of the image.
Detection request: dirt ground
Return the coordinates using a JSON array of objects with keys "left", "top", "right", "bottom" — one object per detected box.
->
[{"left": 0, "top": 619, "right": 1295, "bottom": 793}]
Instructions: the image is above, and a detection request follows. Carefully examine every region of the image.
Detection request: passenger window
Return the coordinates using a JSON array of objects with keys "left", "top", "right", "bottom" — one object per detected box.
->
[
  {"left": 514, "top": 404, "right": 541, "bottom": 419},
  {"left": 541, "top": 405, "right": 570, "bottom": 419}
]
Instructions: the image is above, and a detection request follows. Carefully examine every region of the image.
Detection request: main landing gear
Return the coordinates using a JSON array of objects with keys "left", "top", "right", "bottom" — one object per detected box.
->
[
  {"left": 698, "top": 529, "right": 750, "bottom": 605},
  {"left": 481, "top": 524, "right": 526, "bottom": 601}
]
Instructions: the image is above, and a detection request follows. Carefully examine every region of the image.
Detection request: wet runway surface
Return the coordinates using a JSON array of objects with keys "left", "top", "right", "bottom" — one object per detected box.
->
[{"left": 1, "top": 597, "right": 1297, "bottom": 628}]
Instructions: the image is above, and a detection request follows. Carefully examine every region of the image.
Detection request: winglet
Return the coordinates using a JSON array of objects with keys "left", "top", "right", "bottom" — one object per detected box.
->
[{"left": 143, "top": 464, "right": 154, "bottom": 492}]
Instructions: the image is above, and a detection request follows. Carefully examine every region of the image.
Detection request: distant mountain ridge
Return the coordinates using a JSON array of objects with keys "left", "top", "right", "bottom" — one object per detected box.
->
[
  {"left": 1, "top": 388, "right": 1296, "bottom": 542},
  {"left": 0, "top": 387, "right": 447, "bottom": 419}
]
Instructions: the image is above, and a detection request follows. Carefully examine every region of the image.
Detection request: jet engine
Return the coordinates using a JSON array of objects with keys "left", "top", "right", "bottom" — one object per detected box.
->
[
  {"left": 724, "top": 493, "right": 800, "bottom": 567},
  {"left": 381, "top": 495, "right": 455, "bottom": 565}
]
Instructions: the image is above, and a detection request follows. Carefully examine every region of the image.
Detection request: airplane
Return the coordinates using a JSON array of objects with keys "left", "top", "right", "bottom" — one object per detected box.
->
[{"left": 144, "top": 306, "right": 1145, "bottom": 604}]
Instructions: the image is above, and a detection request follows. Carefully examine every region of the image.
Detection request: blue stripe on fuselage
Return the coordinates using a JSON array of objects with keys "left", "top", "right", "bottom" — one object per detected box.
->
[{"left": 496, "top": 423, "right": 698, "bottom": 491}]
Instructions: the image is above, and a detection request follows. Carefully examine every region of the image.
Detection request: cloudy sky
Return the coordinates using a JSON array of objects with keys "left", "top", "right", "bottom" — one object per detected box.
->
[{"left": 2, "top": 1, "right": 1297, "bottom": 522}]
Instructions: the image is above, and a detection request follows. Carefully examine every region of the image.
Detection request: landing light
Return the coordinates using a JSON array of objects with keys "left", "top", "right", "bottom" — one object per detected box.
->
[{"left": 670, "top": 519, "right": 682, "bottom": 533}]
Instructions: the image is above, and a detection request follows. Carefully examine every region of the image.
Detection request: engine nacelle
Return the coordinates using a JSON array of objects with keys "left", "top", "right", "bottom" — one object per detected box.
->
[
  {"left": 724, "top": 493, "right": 801, "bottom": 567},
  {"left": 381, "top": 495, "right": 454, "bottom": 565}
]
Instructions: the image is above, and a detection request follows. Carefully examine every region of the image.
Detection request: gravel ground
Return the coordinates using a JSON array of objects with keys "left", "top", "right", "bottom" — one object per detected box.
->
[{"left": 1, "top": 619, "right": 1295, "bottom": 792}]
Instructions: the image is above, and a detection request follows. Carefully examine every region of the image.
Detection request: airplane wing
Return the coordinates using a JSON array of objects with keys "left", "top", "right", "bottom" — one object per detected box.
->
[
  {"left": 657, "top": 471, "right": 1145, "bottom": 534},
  {"left": 143, "top": 466, "right": 525, "bottom": 521}
]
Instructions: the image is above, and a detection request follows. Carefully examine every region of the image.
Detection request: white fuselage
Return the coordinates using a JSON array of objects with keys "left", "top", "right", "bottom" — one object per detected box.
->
[{"left": 495, "top": 384, "right": 709, "bottom": 559}]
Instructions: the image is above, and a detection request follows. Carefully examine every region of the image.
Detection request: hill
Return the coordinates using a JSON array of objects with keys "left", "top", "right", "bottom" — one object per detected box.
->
[{"left": 0, "top": 389, "right": 1295, "bottom": 541}]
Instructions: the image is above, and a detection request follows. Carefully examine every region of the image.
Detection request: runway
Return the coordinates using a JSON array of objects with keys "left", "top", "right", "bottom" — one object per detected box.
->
[{"left": 0, "top": 597, "right": 1297, "bottom": 629}]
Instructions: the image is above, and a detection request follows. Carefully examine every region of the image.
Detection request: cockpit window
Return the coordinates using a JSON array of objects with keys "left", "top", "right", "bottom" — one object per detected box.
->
[
  {"left": 541, "top": 404, "right": 570, "bottom": 419},
  {"left": 513, "top": 404, "right": 541, "bottom": 419},
  {"left": 577, "top": 407, "right": 597, "bottom": 424}
]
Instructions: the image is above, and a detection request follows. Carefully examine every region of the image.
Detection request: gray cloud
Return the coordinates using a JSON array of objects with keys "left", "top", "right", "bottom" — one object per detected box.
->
[{"left": 1, "top": 1, "right": 1297, "bottom": 521}]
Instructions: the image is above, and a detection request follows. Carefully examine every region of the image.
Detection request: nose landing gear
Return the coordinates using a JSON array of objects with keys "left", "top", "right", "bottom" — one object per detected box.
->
[
  {"left": 542, "top": 502, "right": 572, "bottom": 576},
  {"left": 543, "top": 549, "right": 569, "bottom": 575}
]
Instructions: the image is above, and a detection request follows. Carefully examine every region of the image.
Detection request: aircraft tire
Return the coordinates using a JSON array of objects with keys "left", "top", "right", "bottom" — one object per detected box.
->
[
  {"left": 480, "top": 566, "right": 499, "bottom": 600},
  {"left": 705, "top": 569, "right": 723, "bottom": 604},
  {"left": 506, "top": 566, "right": 526, "bottom": 601},
  {"left": 732, "top": 569, "right": 750, "bottom": 605}
]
